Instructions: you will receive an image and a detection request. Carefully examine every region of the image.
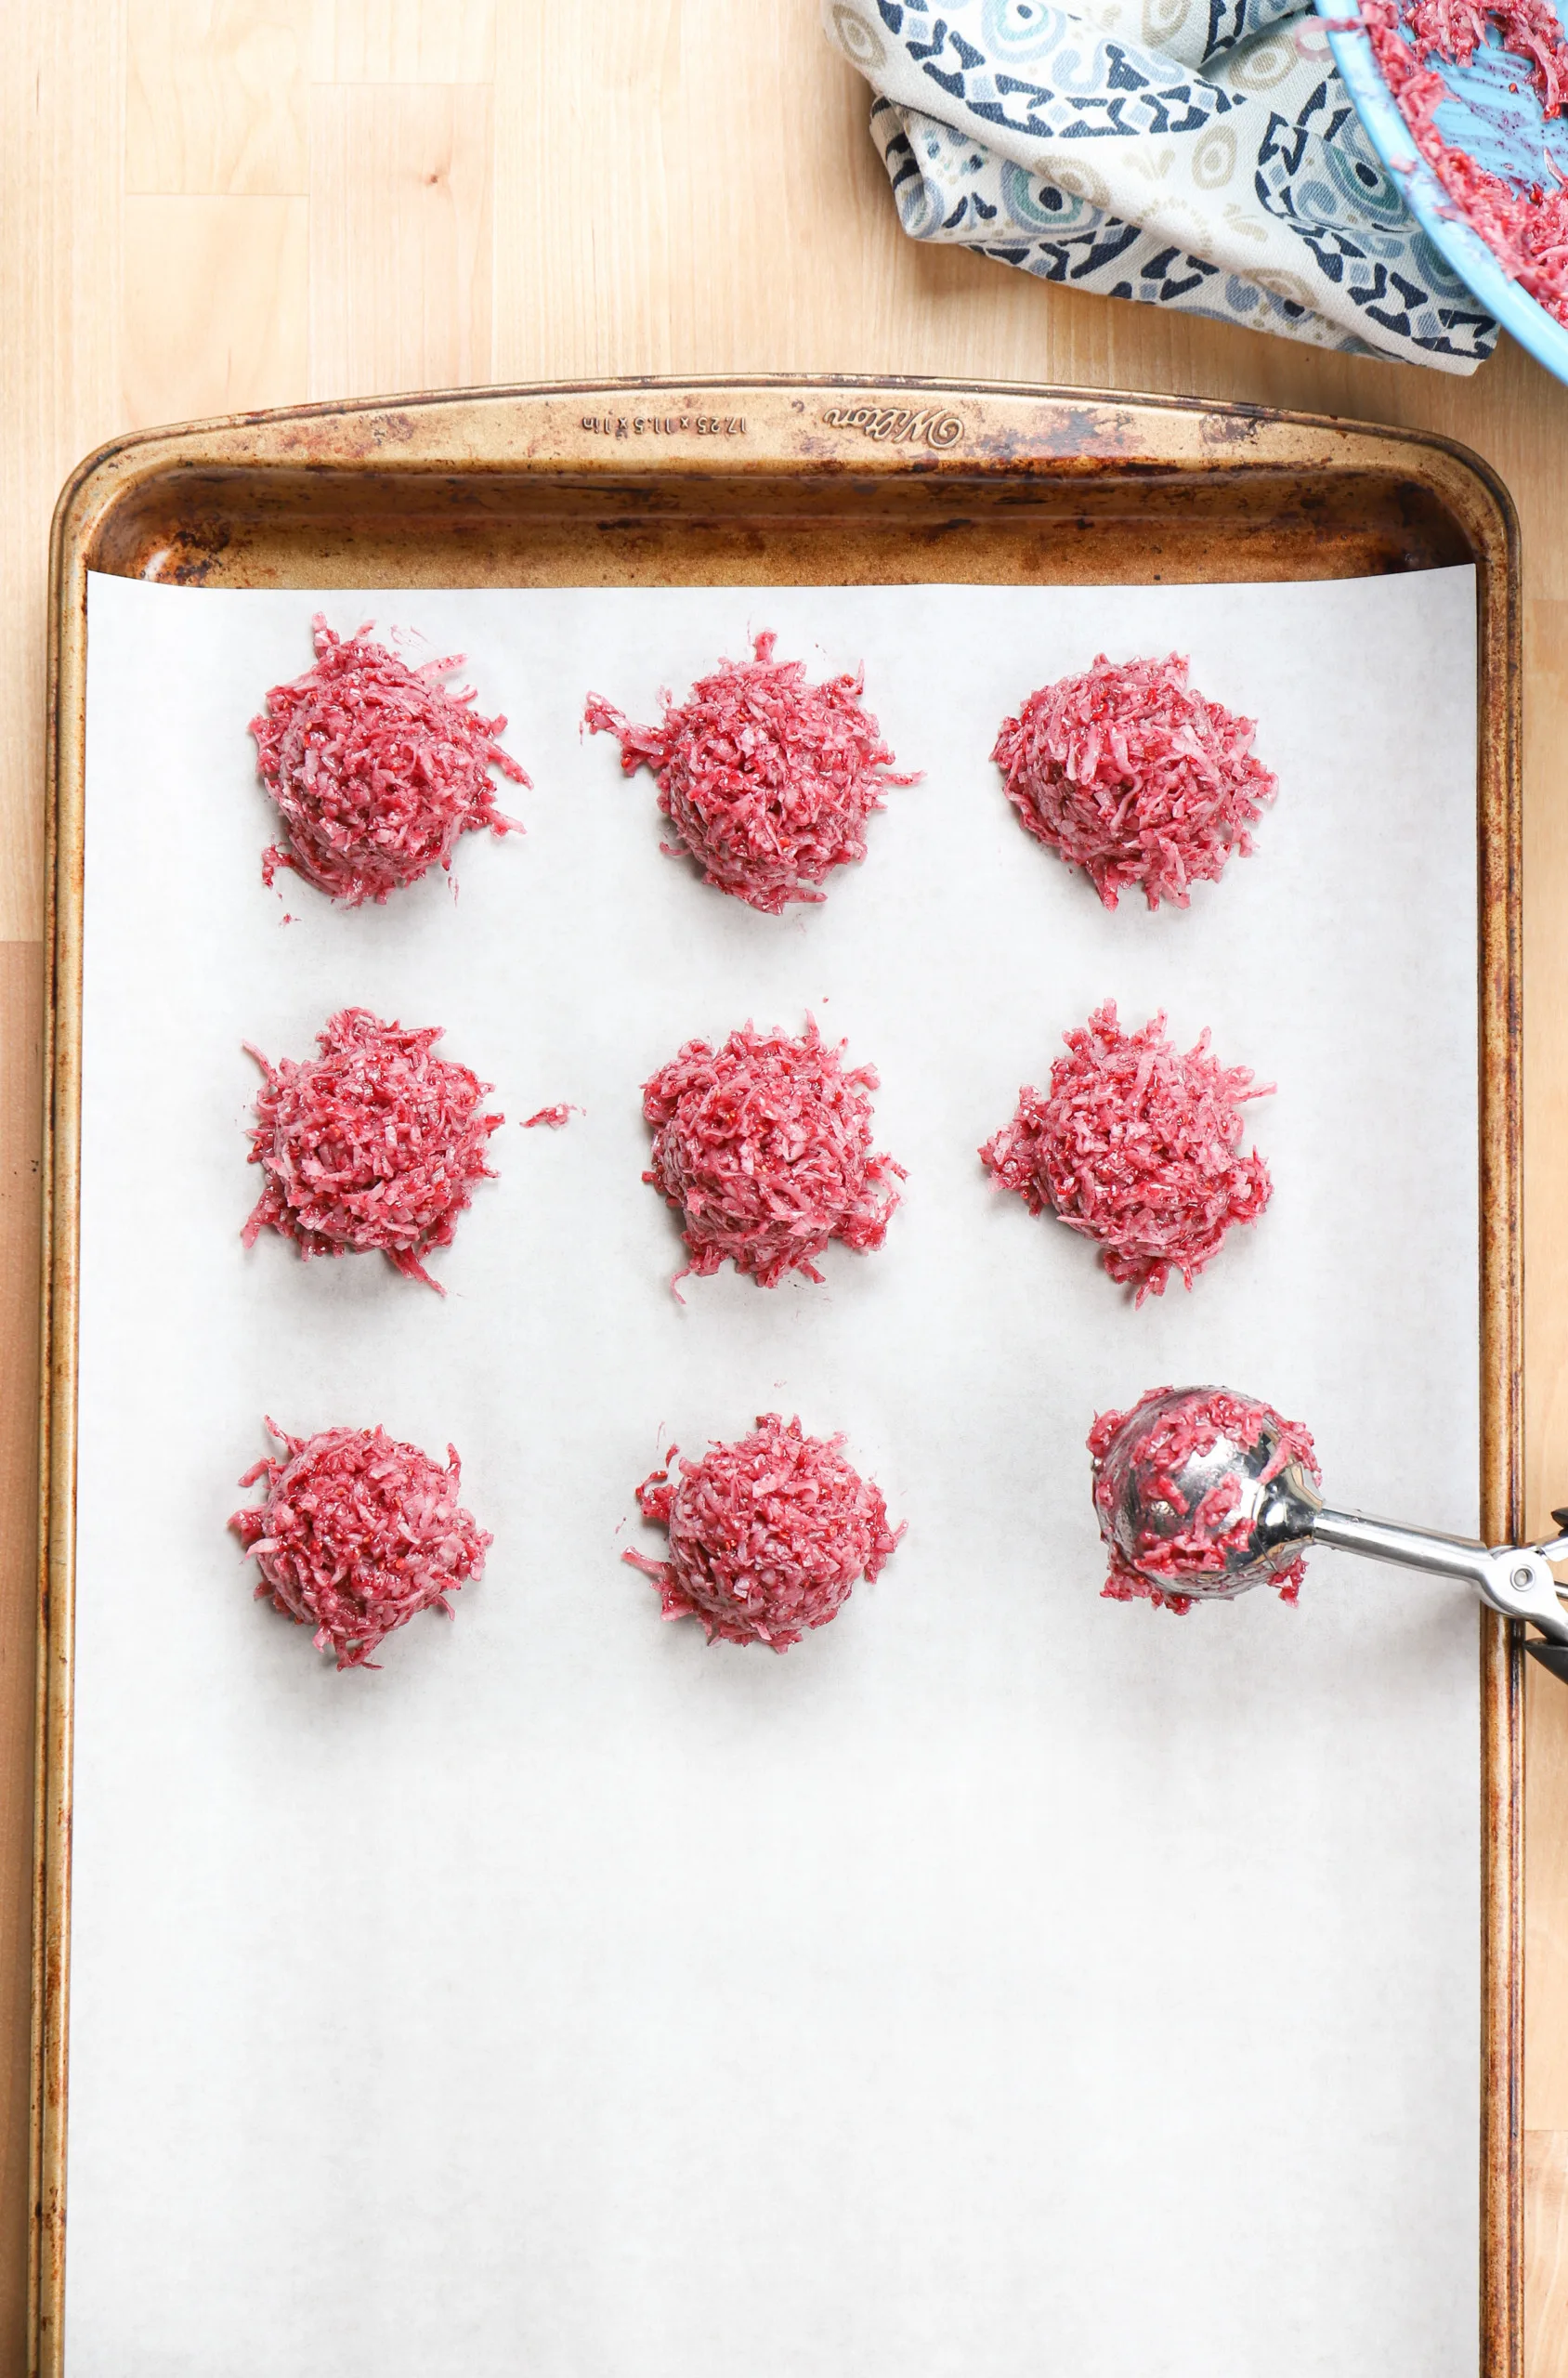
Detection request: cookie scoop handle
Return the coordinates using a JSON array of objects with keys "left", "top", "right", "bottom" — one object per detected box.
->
[{"left": 1311, "top": 1507, "right": 1568, "bottom": 1647}]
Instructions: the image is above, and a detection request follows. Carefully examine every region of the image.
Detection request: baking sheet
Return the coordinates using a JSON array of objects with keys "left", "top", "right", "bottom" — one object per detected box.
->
[{"left": 73, "top": 568, "right": 1481, "bottom": 2378}]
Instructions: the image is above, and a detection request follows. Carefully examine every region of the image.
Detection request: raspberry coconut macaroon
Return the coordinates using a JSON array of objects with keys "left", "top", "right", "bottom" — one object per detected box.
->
[
  {"left": 623, "top": 1413, "right": 903, "bottom": 1651},
  {"left": 251, "top": 618, "right": 528, "bottom": 904},
  {"left": 230, "top": 1420, "right": 490, "bottom": 1669},
  {"left": 992, "top": 652, "right": 1276, "bottom": 910},
  {"left": 640, "top": 1017, "right": 906, "bottom": 1294},
  {"left": 584, "top": 630, "right": 916, "bottom": 912},
  {"left": 980, "top": 1000, "right": 1273, "bottom": 1302},
  {"left": 242, "top": 1007, "right": 503, "bottom": 1293}
]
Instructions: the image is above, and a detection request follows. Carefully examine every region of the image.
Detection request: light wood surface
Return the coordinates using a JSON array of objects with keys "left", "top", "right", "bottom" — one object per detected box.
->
[{"left": 6, "top": 0, "right": 1568, "bottom": 2364}]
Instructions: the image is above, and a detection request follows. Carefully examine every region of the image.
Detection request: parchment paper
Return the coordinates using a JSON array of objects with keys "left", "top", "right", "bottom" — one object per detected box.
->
[{"left": 73, "top": 568, "right": 1482, "bottom": 2378}]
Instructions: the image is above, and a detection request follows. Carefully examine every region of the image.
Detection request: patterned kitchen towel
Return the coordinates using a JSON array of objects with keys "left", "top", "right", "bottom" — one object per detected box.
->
[{"left": 822, "top": 0, "right": 1497, "bottom": 370}]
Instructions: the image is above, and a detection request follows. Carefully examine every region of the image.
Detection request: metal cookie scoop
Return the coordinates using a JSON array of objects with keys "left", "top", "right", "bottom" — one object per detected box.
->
[{"left": 1094, "top": 1385, "right": 1568, "bottom": 1668}]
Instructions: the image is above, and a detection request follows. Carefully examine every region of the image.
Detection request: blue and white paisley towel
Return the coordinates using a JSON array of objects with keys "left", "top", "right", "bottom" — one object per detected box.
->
[{"left": 822, "top": 0, "right": 1498, "bottom": 369}]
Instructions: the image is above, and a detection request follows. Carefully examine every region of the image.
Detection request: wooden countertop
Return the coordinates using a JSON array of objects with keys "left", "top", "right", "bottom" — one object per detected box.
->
[{"left": 6, "top": 2, "right": 1568, "bottom": 2366}]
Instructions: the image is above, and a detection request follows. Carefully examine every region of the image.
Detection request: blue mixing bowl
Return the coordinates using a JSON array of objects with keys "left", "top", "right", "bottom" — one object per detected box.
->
[{"left": 1317, "top": 0, "right": 1568, "bottom": 379}]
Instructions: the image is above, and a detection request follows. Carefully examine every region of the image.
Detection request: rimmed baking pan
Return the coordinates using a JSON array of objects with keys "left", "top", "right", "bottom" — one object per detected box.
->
[{"left": 41, "top": 379, "right": 1522, "bottom": 2378}]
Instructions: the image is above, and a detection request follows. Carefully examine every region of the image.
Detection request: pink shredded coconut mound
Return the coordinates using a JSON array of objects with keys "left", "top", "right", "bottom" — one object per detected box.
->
[
  {"left": 229, "top": 1418, "right": 490, "bottom": 1669},
  {"left": 980, "top": 1001, "right": 1272, "bottom": 1301},
  {"left": 991, "top": 653, "right": 1276, "bottom": 909},
  {"left": 641, "top": 1017, "right": 905, "bottom": 1292},
  {"left": 1364, "top": 0, "right": 1568, "bottom": 326},
  {"left": 623, "top": 1413, "right": 903, "bottom": 1650},
  {"left": 1403, "top": 0, "right": 1568, "bottom": 89},
  {"left": 251, "top": 618, "right": 528, "bottom": 904},
  {"left": 1089, "top": 1386, "right": 1320, "bottom": 1614},
  {"left": 521, "top": 1104, "right": 577, "bottom": 1130},
  {"left": 583, "top": 630, "right": 916, "bottom": 913},
  {"left": 242, "top": 1007, "right": 503, "bottom": 1292}
]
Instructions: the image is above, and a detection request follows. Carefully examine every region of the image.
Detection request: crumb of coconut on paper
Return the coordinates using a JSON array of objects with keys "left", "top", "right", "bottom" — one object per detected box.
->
[
  {"left": 1088, "top": 1386, "right": 1320, "bottom": 1614},
  {"left": 250, "top": 618, "right": 528, "bottom": 904},
  {"left": 980, "top": 1001, "right": 1273, "bottom": 1300},
  {"left": 992, "top": 653, "right": 1276, "bottom": 910},
  {"left": 623, "top": 1413, "right": 903, "bottom": 1650},
  {"left": 1364, "top": 0, "right": 1568, "bottom": 329},
  {"left": 229, "top": 1420, "right": 491, "bottom": 1670},
  {"left": 641, "top": 1016, "right": 905, "bottom": 1293},
  {"left": 242, "top": 1007, "right": 503, "bottom": 1292},
  {"left": 583, "top": 630, "right": 917, "bottom": 913},
  {"left": 521, "top": 1104, "right": 580, "bottom": 1130}
]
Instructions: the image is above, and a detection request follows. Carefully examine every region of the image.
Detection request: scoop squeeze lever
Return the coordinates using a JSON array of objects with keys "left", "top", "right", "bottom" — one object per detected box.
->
[{"left": 1094, "top": 1385, "right": 1568, "bottom": 1662}]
